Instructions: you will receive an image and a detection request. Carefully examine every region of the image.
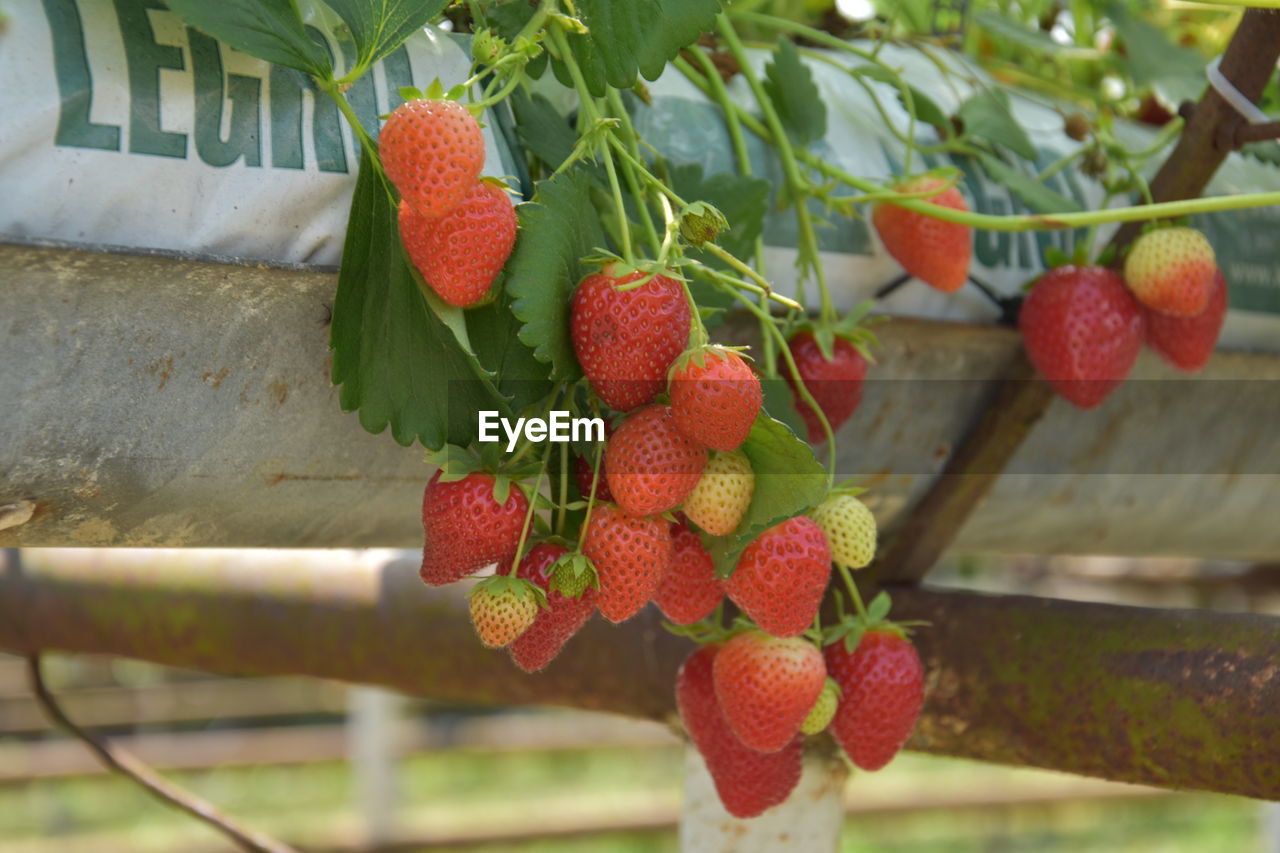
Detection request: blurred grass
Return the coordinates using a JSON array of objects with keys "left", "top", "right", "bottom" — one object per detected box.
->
[{"left": 0, "top": 743, "right": 1262, "bottom": 852}]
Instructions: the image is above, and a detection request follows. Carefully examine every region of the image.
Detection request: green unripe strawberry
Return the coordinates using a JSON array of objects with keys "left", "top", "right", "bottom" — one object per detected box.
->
[
  {"left": 468, "top": 575, "right": 545, "bottom": 648},
  {"left": 681, "top": 450, "right": 754, "bottom": 536},
  {"left": 812, "top": 493, "right": 878, "bottom": 570},
  {"left": 800, "top": 678, "right": 841, "bottom": 736}
]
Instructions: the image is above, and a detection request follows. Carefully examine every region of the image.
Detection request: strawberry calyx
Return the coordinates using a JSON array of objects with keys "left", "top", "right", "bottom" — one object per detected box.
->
[
  {"left": 678, "top": 201, "right": 730, "bottom": 247},
  {"left": 468, "top": 573, "right": 549, "bottom": 610},
  {"left": 665, "top": 344, "right": 754, "bottom": 384},
  {"left": 822, "top": 589, "right": 920, "bottom": 653},
  {"left": 549, "top": 551, "right": 599, "bottom": 598},
  {"left": 788, "top": 301, "right": 881, "bottom": 364}
]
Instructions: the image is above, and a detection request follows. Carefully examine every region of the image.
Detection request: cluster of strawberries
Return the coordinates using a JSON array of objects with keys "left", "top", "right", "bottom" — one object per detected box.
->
[
  {"left": 416, "top": 259, "right": 923, "bottom": 817},
  {"left": 387, "top": 96, "right": 925, "bottom": 820},
  {"left": 1020, "top": 226, "right": 1227, "bottom": 408},
  {"left": 869, "top": 175, "right": 1226, "bottom": 410},
  {"left": 381, "top": 98, "right": 516, "bottom": 307}
]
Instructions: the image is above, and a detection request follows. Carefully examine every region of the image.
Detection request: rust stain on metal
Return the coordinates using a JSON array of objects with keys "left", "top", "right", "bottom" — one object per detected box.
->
[
  {"left": 201, "top": 368, "right": 231, "bottom": 388},
  {"left": 268, "top": 381, "right": 289, "bottom": 405},
  {"left": 146, "top": 355, "right": 175, "bottom": 390}
]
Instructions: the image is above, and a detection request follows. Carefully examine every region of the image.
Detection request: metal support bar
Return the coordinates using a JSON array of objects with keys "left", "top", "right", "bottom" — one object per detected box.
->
[{"left": 1, "top": 550, "right": 1276, "bottom": 799}]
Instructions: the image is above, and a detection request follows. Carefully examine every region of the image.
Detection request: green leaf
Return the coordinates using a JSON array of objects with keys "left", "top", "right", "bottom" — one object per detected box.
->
[
  {"left": 555, "top": 0, "right": 721, "bottom": 96},
  {"left": 1106, "top": 2, "right": 1206, "bottom": 105},
  {"left": 763, "top": 38, "right": 827, "bottom": 147},
  {"left": 972, "top": 12, "right": 1099, "bottom": 60},
  {"left": 760, "top": 378, "right": 807, "bottom": 439},
  {"left": 468, "top": 285, "right": 555, "bottom": 415},
  {"left": 330, "top": 151, "right": 510, "bottom": 449},
  {"left": 507, "top": 168, "right": 607, "bottom": 381},
  {"left": 325, "top": 0, "right": 448, "bottom": 74},
  {"left": 854, "top": 65, "right": 949, "bottom": 133},
  {"left": 161, "top": 0, "right": 332, "bottom": 77},
  {"left": 510, "top": 90, "right": 579, "bottom": 172},
  {"left": 957, "top": 90, "right": 1036, "bottom": 161},
  {"left": 976, "top": 153, "right": 1082, "bottom": 215},
  {"left": 705, "top": 414, "right": 827, "bottom": 578}
]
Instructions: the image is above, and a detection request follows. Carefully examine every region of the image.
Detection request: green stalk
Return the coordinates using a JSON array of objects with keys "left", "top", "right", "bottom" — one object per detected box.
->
[
  {"left": 716, "top": 15, "right": 835, "bottom": 323},
  {"left": 604, "top": 89, "right": 662, "bottom": 256},
  {"left": 508, "top": 447, "right": 551, "bottom": 576},
  {"left": 687, "top": 45, "right": 776, "bottom": 372},
  {"left": 708, "top": 273, "right": 838, "bottom": 489},
  {"left": 675, "top": 58, "right": 1280, "bottom": 232}
]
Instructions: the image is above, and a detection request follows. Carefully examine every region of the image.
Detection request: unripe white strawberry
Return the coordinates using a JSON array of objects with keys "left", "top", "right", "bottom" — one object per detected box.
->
[
  {"left": 681, "top": 450, "right": 754, "bottom": 536},
  {"left": 812, "top": 494, "right": 877, "bottom": 570},
  {"left": 1124, "top": 227, "right": 1216, "bottom": 317}
]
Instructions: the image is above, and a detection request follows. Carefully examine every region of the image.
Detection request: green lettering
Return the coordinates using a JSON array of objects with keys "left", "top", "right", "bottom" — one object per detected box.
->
[
  {"left": 113, "top": 0, "right": 186, "bottom": 158},
  {"left": 269, "top": 27, "right": 346, "bottom": 173},
  {"left": 188, "top": 28, "right": 261, "bottom": 167},
  {"left": 381, "top": 46, "right": 414, "bottom": 112},
  {"left": 42, "top": 0, "right": 121, "bottom": 151}
]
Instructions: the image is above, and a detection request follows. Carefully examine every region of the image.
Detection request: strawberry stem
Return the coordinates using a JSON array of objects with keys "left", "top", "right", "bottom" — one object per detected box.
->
[{"left": 711, "top": 276, "right": 838, "bottom": 489}]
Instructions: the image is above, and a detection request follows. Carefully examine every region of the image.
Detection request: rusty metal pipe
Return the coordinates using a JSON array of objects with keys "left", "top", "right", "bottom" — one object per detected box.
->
[{"left": 1, "top": 550, "right": 1277, "bottom": 799}]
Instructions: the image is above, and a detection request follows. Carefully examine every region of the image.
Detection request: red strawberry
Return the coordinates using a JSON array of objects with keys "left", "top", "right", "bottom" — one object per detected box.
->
[
  {"left": 580, "top": 505, "right": 673, "bottom": 623},
  {"left": 713, "top": 631, "right": 827, "bottom": 753},
  {"left": 571, "top": 266, "right": 691, "bottom": 411},
  {"left": 668, "top": 347, "right": 762, "bottom": 452},
  {"left": 380, "top": 98, "right": 485, "bottom": 219},
  {"left": 1145, "top": 268, "right": 1227, "bottom": 373},
  {"left": 509, "top": 543, "right": 597, "bottom": 673},
  {"left": 654, "top": 520, "right": 722, "bottom": 625},
  {"left": 781, "top": 332, "right": 868, "bottom": 443},
  {"left": 872, "top": 176, "right": 972, "bottom": 293},
  {"left": 399, "top": 181, "right": 516, "bottom": 307},
  {"left": 824, "top": 630, "right": 924, "bottom": 771},
  {"left": 1124, "top": 227, "right": 1216, "bottom": 317},
  {"left": 723, "top": 517, "right": 831, "bottom": 638},
  {"left": 1019, "top": 265, "right": 1145, "bottom": 409},
  {"left": 420, "top": 471, "right": 529, "bottom": 586},
  {"left": 604, "top": 405, "right": 707, "bottom": 518},
  {"left": 676, "top": 645, "right": 804, "bottom": 819}
]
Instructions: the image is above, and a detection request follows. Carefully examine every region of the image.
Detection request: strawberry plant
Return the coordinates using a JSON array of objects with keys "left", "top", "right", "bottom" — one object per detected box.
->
[{"left": 156, "top": 0, "right": 1280, "bottom": 827}]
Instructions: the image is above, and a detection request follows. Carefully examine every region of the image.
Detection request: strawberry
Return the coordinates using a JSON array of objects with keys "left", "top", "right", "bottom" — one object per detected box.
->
[
  {"left": 654, "top": 520, "right": 722, "bottom": 625},
  {"left": 1145, "top": 268, "right": 1227, "bottom": 373},
  {"left": 799, "top": 678, "right": 841, "bottom": 736},
  {"left": 1019, "top": 265, "right": 1145, "bottom": 409},
  {"left": 570, "top": 266, "right": 691, "bottom": 411},
  {"left": 380, "top": 98, "right": 485, "bottom": 219},
  {"left": 676, "top": 645, "right": 804, "bottom": 819},
  {"left": 399, "top": 181, "right": 516, "bottom": 308},
  {"left": 781, "top": 331, "right": 868, "bottom": 443},
  {"left": 604, "top": 405, "right": 707, "bottom": 518},
  {"left": 1124, "top": 227, "right": 1216, "bottom": 317},
  {"left": 467, "top": 575, "right": 542, "bottom": 648},
  {"left": 681, "top": 450, "right": 755, "bottom": 537},
  {"left": 713, "top": 631, "right": 827, "bottom": 753},
  {"left": 812, "top": 494, "right": 877, "bottom": 570},
  {"left": 420, "top": 471, "right": 529, "bottom": 586},
  {"left": 723, "top": 517, "right": 831, "bottom": 638},
  {"left": 824, "top": 629, "right": 924, "bottom": 771},
  {"left": 668, "top": 347, "right": 762, "bottom": 452},
  {"left": 574, "top": 454, "right": 614, "bottom": 503},
  {"left": 509, "top": 543, "right": 597, "bottom": 673},
  {"left": 580, "top": 504, "right": 673, "bottom": 623},
  {"left": 872, "top": 176, "right": 972, "bottom": 293}
]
